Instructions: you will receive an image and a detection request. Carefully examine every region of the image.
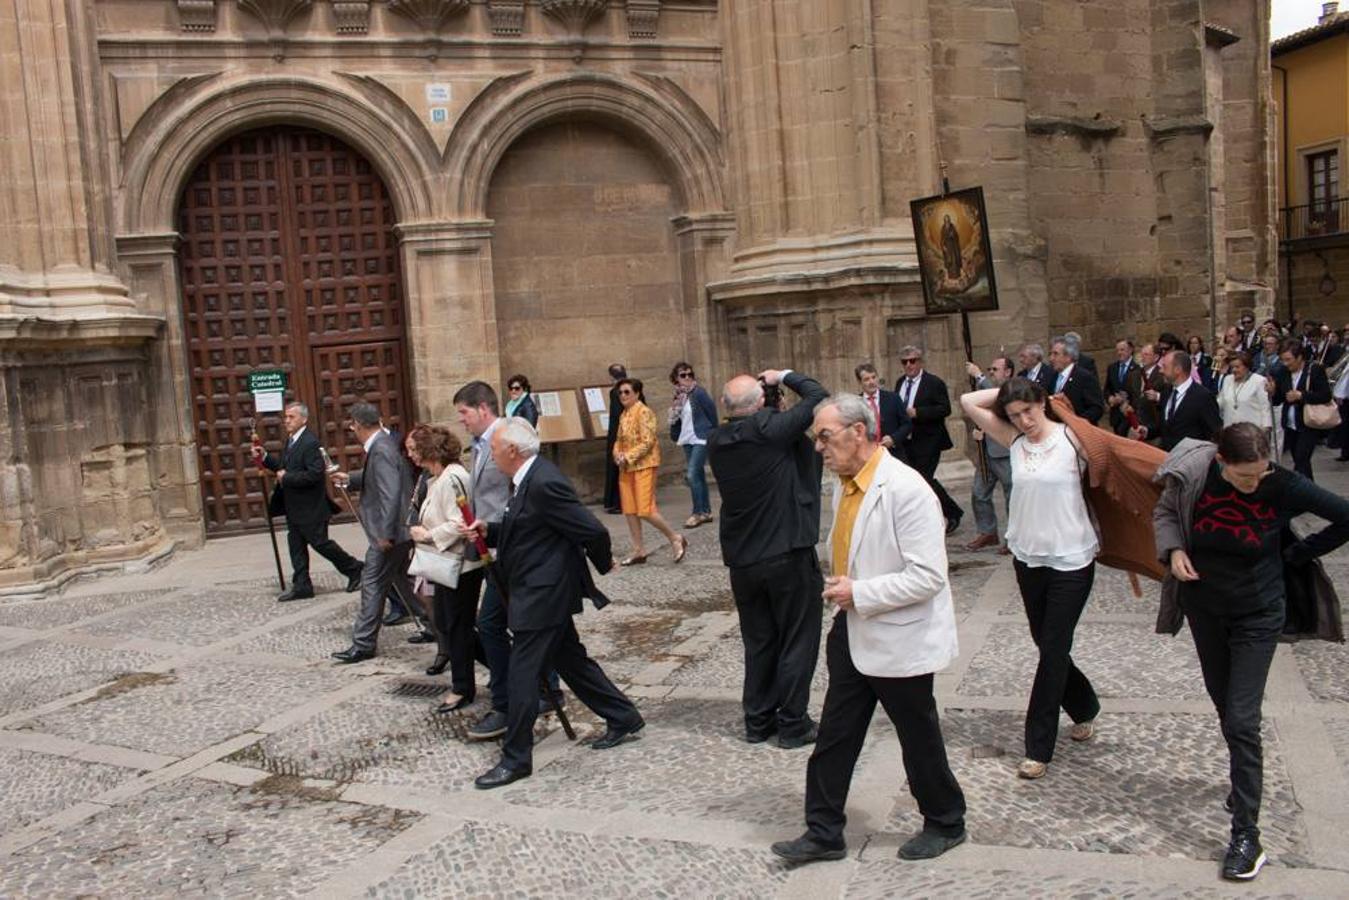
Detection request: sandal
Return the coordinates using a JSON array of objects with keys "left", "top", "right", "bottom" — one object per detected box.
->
[
  {"left": 620, "top": 554, "right": 648, "bottom": 566},
  {"left": 671, "top": 534, "right": 688, "bottom": 563}
]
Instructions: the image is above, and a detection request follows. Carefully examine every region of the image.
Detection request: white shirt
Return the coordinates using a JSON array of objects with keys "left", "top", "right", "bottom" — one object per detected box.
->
[
  {"left": 1218, "top": 373, "right": 1271, "bottom": 429},
  {"left": 1285, "top": 367, "right": 1307, "bottom": 430},
  {"left": 1028, "top": 362, "right": 1044, "bottom": 382},
  {"left": 677, "top": 398, "right": 705, "bottom": 446},
  {"left": 288, "top": 425, "right": 306, "bottom": 446},
  {"left": 474, "top": 418, "right": 501, "bottom": 465},
  {"left": 900, "top": 371, "right": 923, "bottom": 407},
  {"left": 1053, "top": 363, "right": 1074, "bottom": 393},
  {"left": 1164, "top": 378, "right": 1191, "bottom": 421},
  {"left": 1005, "top": 424, "right": 1098, "bottom": 571},
  {"left": 511, "top": 454, "right": 538, "bottom": 490},
  {"left": 362, "top": 430, "right": 380, "bottom": 453}
]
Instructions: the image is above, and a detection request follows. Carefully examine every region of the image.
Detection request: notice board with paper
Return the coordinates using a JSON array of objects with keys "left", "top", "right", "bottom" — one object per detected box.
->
[
  {"left": 533, "top": 388, "right": 588, "bottom": 443},
  {"left": 581, "top": 384, "right": 613, "bottom": 438}
]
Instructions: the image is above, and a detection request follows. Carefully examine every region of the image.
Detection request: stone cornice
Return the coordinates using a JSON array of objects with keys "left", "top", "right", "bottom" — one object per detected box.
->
[
  {"left": 707, "top": 263, "right": 921, "bottom": 305},
  {"left": 1025, "top": 115, "right": 1123, "bottom": 139},
  {"left": 0, "top": 314, "right": 165, "bottom": 348}
]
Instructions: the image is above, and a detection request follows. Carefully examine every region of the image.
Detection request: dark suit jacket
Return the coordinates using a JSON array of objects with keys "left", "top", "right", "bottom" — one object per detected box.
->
[
  {"left": 1155, "top": 382, "right": 1222, "bottom": 451},
  {"left": 262, "top": 429, "right": 339, "bottom": 525},
  {"left": 512, "top": 394, "right": 540, "bottom": 427},
  {"left": 1077, "top": 352, "right": 1099, "bottom": 379},
  {"left": 1053, "top": 364, "right": 1106, "bottom": 425},
  {"left": 347, "top": 431, "right": 413, "bottom": 545},
  {"left": 1274, "top": 363, "right": 1332, "bottom": 431},
  {"left": 894, "top": 371, "right": 953, "bottom": 461},
  {"left": 1017, "top": 363, "right": 1056, "bottom": 395},
  {"left": 486, "top": 456, "right": 612, "bottom": 632},
  {"left": 1317, "top": 343, "right": 1345, "bottom": 369},
  {"left": 1104, "top": 359, "right": 1139, "bottom": 434},
  {"left": 707, "top": 371, "right": 827, "bottom": 569},
  {"left": 862, "top": 389, "right": 912, "bottom": 462},
  {"left": 1126, "top": 364, "right": 1167, "bottom": 432}
]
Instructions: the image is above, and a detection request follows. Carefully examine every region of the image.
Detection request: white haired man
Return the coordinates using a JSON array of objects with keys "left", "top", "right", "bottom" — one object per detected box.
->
[
  {"left": 463, "top": 418, "right": 644, "bottom": 789},
  {"left": 773, "top": 393, "right": 966, "bottom": 864}
]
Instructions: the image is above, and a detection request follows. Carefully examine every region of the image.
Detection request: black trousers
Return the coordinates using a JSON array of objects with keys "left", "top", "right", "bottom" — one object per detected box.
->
[
  {"left": 603, "top": 439, "right": 621, "bottom": 510},
  {"left": 432, "top": 567, "right": 486, "bottom": 698},
  {"left": 1013, "top": 560, "right": 1100, "bottom": 762},
  {"left": 499, "top": 617, "right": 641, "bottom": 771},
  {"left": 286, "top": 518, "right": 361, "bottom": 591},
  {"left": 1283, "top": 426, "right": 1320, "bottom": 481},
  {"left": 728, "top": 548, "right": 823, "bottom": 739},
  {"left": 1183, "top": 598, "right": 1283, "bottom": 838},
  {"left": 805, "top": 615, "right": 965, "bottom": 845},
  {"left": 909, "top": 446, "right": 964, "bottom": 523}
]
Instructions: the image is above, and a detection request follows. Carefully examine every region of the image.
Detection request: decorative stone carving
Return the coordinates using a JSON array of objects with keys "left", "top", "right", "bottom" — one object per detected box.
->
[
  {"left": 332, "top": 0, "right": 370, "bottom": 33},
  {"left": 237, "top": 0, "right": 313, "bottom": 34},
  {"left": 386, "top": 0, "right": 470, "bottom": 31},
  {"left": 540, "top": 0, "right": 606, "bottom": 35},
  {"left": 487, "top": 0, "right": 525, "bottom": 36},
  {"left": 177, "top": 0, "right": 217, "bottom": 32},
  {"left": 626, "top": 0, "right": 658, "bottom": 39}
]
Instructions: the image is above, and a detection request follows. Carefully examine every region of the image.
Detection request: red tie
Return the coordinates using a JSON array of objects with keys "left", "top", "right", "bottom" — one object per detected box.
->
[{"left": 867, "top": 393, "right": 881, "bottom": 441}]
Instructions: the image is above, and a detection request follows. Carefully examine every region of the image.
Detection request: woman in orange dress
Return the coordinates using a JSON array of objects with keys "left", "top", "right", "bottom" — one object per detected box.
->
[{"left": 614, "top": 377, "right": 688, "bottom": 565}]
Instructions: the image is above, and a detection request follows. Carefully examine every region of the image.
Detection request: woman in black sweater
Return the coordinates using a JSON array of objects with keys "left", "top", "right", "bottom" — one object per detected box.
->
[{"left": 1153, "top": 423, "right": 1349, "bottom": 882}]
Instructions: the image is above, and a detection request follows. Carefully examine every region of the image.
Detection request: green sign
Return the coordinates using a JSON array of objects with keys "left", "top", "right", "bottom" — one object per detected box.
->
[{"left": 247, "top": 369, "right": 287, "bottom": 393}]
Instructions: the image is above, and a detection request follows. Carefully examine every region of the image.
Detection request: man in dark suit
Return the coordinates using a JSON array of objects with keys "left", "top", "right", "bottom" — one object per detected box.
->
[
  {"left": 1125, "top": 342, "right": 1167, "bottom": 435},
  {"left": 855, "top": 362, "right": 911, "bottom": 463},
  {"left": 253, "top": 402, "right": 362, "bottom": 602},
  {"left": 329, "top": 402, "right": 414, "bottom": 663},
  {"left": 707, "top": 368, "right": 828, "bottom": 748},
  {"left": 468, "top": 418, "right": 644, "bottom": 789},
  {"left": 1016, "top": 342, "right": 1056, "bottom": 394},
  {"left": 1104, "top": 339, "right": 1139, "bottom": 436},
  {"left": 894, "top": 347, "right": 964, "bottom": 532},
  {"left": 1237, "top": 312, "right": 1260, "bottom": 354},
  {"left": 1063, "top": 332, "right": 1098, "bottom": 379},
  {"left": 1275, "top": 339, "right": 1333, "bottom": 480},
  {"left": 1132, "top": 351, "right": 1221, "bottom": 451},
  {"left": 1048, "top": 336, "right": 1106, "bottom": 425}
]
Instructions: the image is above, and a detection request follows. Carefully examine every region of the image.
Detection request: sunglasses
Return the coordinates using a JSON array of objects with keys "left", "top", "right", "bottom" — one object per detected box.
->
[
  {"left": 677, "top": 371, "right": 694, "bottom": 379},
  {"left": 618, "top": 389, "right": 635, "bottom": 396},
  {"left": 508, "top": 384, "right": 523, "bottom": 391},
  {"left": 900, "top": 357, "right": 920, "bottom": 364}
]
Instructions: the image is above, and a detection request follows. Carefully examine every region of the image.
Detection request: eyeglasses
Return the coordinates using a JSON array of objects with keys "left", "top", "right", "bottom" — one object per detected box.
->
[
  {"left": 900, "top": 357, "right": 920, "bottom": 365},
  {"left": 677, "top": 371, "right": 694, "bottom": 379}
]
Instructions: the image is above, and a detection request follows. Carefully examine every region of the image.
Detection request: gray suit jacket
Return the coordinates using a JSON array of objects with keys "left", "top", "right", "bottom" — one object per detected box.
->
[
  {"left": 470, "top": 419, "right": 511, "bottom": 527},
  {"left": 347, "top": 432, "right": 412, "bottom": 545}
]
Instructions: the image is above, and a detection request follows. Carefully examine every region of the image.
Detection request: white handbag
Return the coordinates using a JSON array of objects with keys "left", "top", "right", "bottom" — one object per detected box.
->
[{"left": 409, "top": 545, "right": 461, "bottom": 588}]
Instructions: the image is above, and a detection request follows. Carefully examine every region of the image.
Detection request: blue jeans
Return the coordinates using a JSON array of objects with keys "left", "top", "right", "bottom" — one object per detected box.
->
[
  {"left": 477, "top": 577, "right": 560, "bottom": 713},
  {"left": 682, "top": 443, "right": 711, "bottom": 515}
]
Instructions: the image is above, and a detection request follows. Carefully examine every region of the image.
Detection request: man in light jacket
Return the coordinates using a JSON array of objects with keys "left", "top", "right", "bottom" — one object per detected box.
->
[{"left": 772, "top": 393, "right": 966, "bottom": 865}]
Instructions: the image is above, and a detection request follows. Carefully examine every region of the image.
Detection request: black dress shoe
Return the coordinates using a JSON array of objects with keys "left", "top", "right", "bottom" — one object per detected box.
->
[
  {"left": 331, "top": 646, "right": 375, "bottom": 664},
  {"left": 345, "top": 568, "right": 363, "bottom": 593},
  {"left": 474, "top": 763, "right": 531, "bottom": 789},
  {"left": 382, "top": 613, "right": 411, "bottom": 627},
  {"left": 898, "top": 829, "right": 966, "bottom": 860},
  {"left": 591, "top": 718, "right": 645, "bottom": 750},
  {"left": 425, "top": 655, "right": 450, "bottom": 676},
  {"left": 770, "top": 833, "right": 846, "bottom": 864},
  {"left": 407, "top": 630, "right": 436, "bottom": 644},
  {"left": 945, "top": 516, "right": 961, "bottom": 535},
  {"left": 778, "top": 723, "right": 818, "bottom": 750},
  {"left": 277, "top": 587, "right": 315, "bottom": 602}
]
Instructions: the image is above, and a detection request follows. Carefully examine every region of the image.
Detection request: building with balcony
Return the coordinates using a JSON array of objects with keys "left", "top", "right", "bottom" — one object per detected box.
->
[{"left": 1274, "top": 1, "right": 1349, "bottom": 327}]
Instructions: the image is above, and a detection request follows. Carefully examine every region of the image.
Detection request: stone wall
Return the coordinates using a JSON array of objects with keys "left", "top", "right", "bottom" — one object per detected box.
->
[{"left": 1283, "top": 246, "right": 1349, "bottom": 328}]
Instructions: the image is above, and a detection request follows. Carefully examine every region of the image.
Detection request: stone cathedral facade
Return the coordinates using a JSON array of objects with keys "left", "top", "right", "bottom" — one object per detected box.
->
[{"left": 0, "top": 0, "right": 1274, "bottom": 591}]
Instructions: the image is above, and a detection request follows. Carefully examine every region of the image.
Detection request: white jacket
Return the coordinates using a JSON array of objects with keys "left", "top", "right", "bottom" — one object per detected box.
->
[{"left": 829, "top": 451, "right": 959, "bottom": 678}]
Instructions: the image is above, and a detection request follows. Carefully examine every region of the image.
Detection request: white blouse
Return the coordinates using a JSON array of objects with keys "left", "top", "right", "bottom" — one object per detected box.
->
[
  {"left": 1005, "top": 423, "right": 1098, "bottom": 571},
  {"left": 1217, "top": 373, "right": 1272, "bottom": 430}
]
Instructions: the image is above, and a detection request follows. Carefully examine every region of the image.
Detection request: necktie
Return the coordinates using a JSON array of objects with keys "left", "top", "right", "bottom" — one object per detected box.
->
[
  {"left": 1166, "top": 389, "right": 1179, "bottom": 421},
  {"left": 1119, "top": 362, "right": 1126, "bottom": 385},
  {"left": 904, "top": 379, "right": 916, "bottom": 407},
  {"left": 1055, "top": 371, "right": 1067, "bottom": 393},
  {"left": 867, "top": 394, "right": 880, "bottom": 441}
]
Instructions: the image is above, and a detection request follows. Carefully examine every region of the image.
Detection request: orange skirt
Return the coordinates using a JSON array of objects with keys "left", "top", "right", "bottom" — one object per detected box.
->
[{"left": 618, "top": 468, "right": 658, "bottom": 516}]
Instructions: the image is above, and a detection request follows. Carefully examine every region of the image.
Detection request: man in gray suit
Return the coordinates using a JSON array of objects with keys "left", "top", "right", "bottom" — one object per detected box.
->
[
  {"left": 963, "top": 356, "right": 1013, "bottom": 552},
  {"left": 329, "top": 402, "right": 413, "bottom": 663}
]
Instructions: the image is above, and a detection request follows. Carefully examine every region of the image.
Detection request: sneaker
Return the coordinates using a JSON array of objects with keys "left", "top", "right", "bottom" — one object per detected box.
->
[
  {"left": 1069, "top": 719, "right": 1095, "bottom": 742},
  {"left": 1221, "top": 832, "right": 1266, "bottom": 881},
  {"left": 897, "top": 829, "right": 966, "bottom": 860},
  {"left": 1016, "top": 759, "right": 1047, "bottom": 779},
  {"left": 467, "top": 710, "right": 509, "bottom": 741}
]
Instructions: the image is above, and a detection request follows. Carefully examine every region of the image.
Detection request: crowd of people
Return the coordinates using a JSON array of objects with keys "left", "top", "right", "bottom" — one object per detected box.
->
[{"left": 249, "top": 311, "right": 1349, "bottom": 884}]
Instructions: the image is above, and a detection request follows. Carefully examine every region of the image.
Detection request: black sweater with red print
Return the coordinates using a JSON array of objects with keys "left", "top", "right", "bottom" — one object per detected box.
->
[{"left": 1185, "top": 461, "right": 1349, "bottom": 615}]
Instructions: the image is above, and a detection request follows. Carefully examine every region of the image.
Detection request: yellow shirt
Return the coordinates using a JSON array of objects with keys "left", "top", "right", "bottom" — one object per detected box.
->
[{"left": 831, "top": 446, "right": 885, "bottom": 578}]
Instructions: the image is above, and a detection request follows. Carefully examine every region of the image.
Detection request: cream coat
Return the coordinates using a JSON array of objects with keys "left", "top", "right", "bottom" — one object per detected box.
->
[
  {"left": 417, "top": 464, "right": 484, "bottom": 573},
  {"left": 830, "top": 451, "right": 959, "bottom": 678}
]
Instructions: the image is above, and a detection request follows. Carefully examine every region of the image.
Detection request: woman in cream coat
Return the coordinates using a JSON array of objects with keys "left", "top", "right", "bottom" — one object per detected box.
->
[
  {"left": 1217, "top": 352, "right": 1273, "bottom": 439},
  {"left": 407, "top": 425, "right": 484, "bottom": 713}
]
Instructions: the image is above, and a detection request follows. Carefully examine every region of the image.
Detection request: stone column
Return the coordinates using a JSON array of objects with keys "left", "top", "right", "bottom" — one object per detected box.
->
[{"left": 673, "top": 212, "right": 736, "bottom": 385}]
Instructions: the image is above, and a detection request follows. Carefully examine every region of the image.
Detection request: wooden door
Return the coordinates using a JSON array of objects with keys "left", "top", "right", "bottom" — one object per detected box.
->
[{"left": 178, "top": 127, "right": 409, "bottom": 534}]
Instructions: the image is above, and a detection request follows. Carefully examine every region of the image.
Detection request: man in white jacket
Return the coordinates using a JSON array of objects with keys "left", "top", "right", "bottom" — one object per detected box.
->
[{"left": 772, "top": 393, "right": 967, "bottom": 864}]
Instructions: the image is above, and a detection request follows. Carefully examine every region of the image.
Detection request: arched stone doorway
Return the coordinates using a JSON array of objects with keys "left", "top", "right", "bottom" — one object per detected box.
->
[{"left": 176, "top": 127, "right": 411, "bottom": 533}]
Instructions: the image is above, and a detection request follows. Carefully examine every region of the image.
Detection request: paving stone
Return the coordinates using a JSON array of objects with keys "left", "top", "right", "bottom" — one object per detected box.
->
[
  {"left": 69, "top": 586, "right": 318, "bottom": 648},
  {"left": 958, "top": 621, "right": 1208, "bottom": 701},
  {"left": 0, "top": 642, "right": 168, "bottom": 718},
  {"left": 0, "top": 747, "right": 143, "bottom": 836},
  {"left": 1292, "top": 641, "right": 1349, "bottom": 703},
  {"left": 15, "top": 660, "right": 346, "bottom": 756},
  {"left": 366, "top": 819, "right": 792, "bottom": 899},
  {"left": 0, "top": 589, "right": 173, "bottom": 631},
  {"left": 0, "top": 776, "right": 418, "bottom": 897},
  {"left": 916, "top": 709, "right": 1310, "bottom": 865},
  {"left": 666, "top": 609, "right": 835, "bottom": 693}
]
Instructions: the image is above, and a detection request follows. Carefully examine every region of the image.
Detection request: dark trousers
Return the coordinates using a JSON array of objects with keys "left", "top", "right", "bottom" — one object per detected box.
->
[
  {"left": 1013, "top": 560, "right": 1100, "bottom": 762},
  {"left": 477, "top": 577, "right": 561, "bottom": 713},
  {"left": 603, "top": 439, "right": 621, "bottom": 510},
  {"left": 286, "top": 518, "right": 361, "bottom": 591},
  {"left": 352, "top": 541, "right": 412, "bottom": 652},
  {"left": 728, "top": 548, "right": 823, "bottom": 739},
  {"left": 499, "top": 617, "right": 642, "bottom": 771},
  {"left": 1284, "top": 426, "right": 1320, "bottom": 481},
  {"left": 432, "top": 567, "right": 486, "bottom": 698},
  {"left": 909, "top": 446, "right": 964, "bottom": 523},
  {"left": 1183, "top": 599, "right": 1283, "bottom": 838},
  {"left": 805, "top": 615, "right": 965, "bottom": 845}
]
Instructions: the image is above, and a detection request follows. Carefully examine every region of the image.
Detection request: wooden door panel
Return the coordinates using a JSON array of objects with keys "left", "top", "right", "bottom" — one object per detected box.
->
[{"left": 311, "top": 340, "right": 408, "bottom": 474}]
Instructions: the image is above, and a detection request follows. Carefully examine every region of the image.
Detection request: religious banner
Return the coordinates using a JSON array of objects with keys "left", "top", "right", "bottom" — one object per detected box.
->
[{"left": 909, "top": 186, "right": 999, "bottom": 315}]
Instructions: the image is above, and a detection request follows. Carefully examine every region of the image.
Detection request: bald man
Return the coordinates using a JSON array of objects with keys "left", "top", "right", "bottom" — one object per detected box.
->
[{"left": 707, "top": 368, "right": 828, "bottom": 749}]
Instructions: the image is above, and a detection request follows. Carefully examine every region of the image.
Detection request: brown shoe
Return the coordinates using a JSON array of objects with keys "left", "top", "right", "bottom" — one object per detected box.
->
[
  {"left": 685, "top": 515, "right": 703, "bottom": 528},
  {"left": 1017, "top": 759, "right": 1048, "bottom": 780},
  {"left": 671, "top": 534, "right": 689, "bottom": 563},
  {"left": 997, "top": 544, "right": 1011, "bottom": 556},
  {"left": 1070, "top": 719, "right": 1096, "bottom": 742},
  {"left": 964, "top": 533, "right": 999, "bottom": 552}
]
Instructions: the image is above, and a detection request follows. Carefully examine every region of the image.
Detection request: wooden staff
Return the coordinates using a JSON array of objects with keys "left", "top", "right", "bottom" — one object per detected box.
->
[
  {"left": 248, "top": 417, "right": 286, "bottom": 592},
  {"left": 961, "top": 309, "right": 990, "bottom": 484}
]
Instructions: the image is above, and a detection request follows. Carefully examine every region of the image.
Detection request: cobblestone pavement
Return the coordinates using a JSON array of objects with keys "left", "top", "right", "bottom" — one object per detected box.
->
[{"left": 3, "top": 449, "right": 1349, "bottom": 897}]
